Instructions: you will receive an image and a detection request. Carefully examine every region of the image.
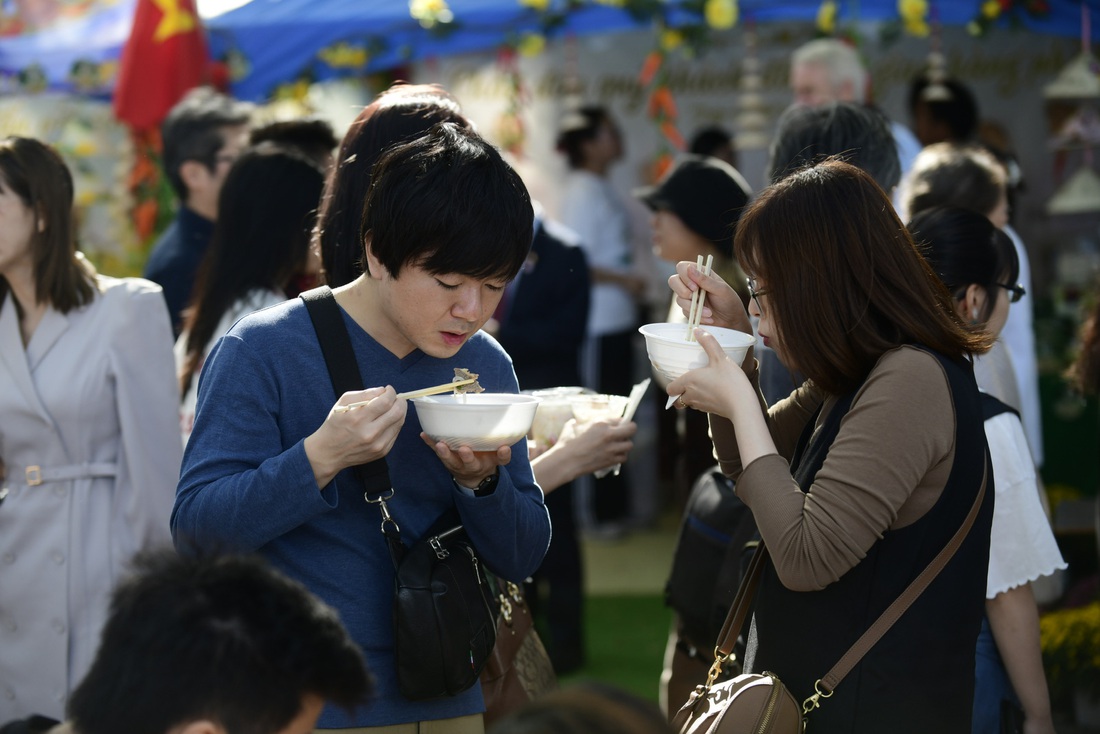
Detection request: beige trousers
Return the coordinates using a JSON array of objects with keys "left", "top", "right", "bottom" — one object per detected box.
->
[{"left": 316, "top": 713, "right": 484, "bottom": 734}]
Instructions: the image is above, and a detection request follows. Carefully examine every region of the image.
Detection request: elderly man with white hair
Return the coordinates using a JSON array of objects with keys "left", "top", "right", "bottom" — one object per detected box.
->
[{"left": 789, "top": 38, "right": 922, "bottom": 183}]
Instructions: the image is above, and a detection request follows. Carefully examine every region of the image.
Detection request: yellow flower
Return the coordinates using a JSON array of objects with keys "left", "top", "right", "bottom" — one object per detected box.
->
[
  {"left": 981, "top": 0, "right": 1001, "bottom": 18},
  {"left": 816, "top": 1, "right": 838, "bottom": 35},
  {"left": 704, "top": 0, "right": 738, "bottom": 30},
  {"left": 660, "top": 28, "right": 683, "bottom": 51},
  {"left": 898, "top": 0, "right": 929, "bottom": 36},
  {"left": 409, "top": 0, "right": 453, "bottom": 27},
  {"left": 519, "top": 0, "right": 550, "bottom": 9},
  {"left": 517, "top": 32, "right": 546, "bottom": 57}
]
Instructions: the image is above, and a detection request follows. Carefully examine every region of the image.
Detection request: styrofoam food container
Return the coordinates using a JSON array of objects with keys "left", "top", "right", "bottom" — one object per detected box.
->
[
  {"left": 638, "top": 323, "right": 757, "bottom": 382},
  {"left": 528, "top": 388, "right": 586, "bottom": 447},
  {"left": 414, "top": 393, "right": 541, "bottom": 451}
]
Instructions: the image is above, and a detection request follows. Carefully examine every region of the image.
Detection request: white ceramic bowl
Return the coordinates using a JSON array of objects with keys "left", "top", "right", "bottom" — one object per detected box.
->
[
  {"left": 638, "top": 322, "right": 757, "bottom": 382},
  {"left": 414, "top": 393, "right": 541, "bottom": 451}
]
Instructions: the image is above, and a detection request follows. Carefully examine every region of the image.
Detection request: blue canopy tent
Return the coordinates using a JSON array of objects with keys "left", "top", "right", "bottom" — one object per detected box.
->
[
  {"left": 205, "top": 0, "right": 1100, "bottom": 101},
  {"left": 1, "top": 0, "right": 1098, "bottom": 101}
]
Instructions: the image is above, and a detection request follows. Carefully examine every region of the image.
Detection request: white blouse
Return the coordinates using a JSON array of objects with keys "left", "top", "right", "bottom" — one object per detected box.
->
[{"left": 984, "top": 407, "right": 1067, "bottom": 598}]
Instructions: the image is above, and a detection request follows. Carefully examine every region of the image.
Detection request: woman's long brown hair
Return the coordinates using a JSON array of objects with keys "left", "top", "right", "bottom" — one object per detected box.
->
[{"left": 736, "top": 158, "right": 992, "bottom": 396}]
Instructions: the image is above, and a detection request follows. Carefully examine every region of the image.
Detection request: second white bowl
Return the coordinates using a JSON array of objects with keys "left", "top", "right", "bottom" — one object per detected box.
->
[{"left": 638, "top": 322, "right": 757, "bottom": 382}]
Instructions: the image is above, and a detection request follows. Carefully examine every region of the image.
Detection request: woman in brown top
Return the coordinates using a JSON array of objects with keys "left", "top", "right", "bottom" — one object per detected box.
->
[{"left": 665, "top": 160, "right": 995, "bottom": 733}]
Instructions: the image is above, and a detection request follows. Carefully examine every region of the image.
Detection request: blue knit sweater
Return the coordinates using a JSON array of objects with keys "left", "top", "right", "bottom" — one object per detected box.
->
[{"left": 171, "top": 297, "right": 551, "bottom": 727}]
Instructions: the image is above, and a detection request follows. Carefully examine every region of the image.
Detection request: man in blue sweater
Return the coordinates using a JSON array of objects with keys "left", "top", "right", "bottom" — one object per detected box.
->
[{"left": 171, "top": 123, "right": 552, "bottom": 732}]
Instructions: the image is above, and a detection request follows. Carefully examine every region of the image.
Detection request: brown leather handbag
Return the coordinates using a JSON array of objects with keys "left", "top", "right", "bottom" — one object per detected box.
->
[
  {"left": 480, "top": 578, "right": 558, "bottom": 728},
  {"left": 672, "top": 463, "right": 988, "bottom": 734}
]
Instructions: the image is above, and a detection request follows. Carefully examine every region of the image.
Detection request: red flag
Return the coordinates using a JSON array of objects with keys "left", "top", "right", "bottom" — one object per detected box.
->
[{"left": 113, "top": 0, "right": 210, "bottom": 131}]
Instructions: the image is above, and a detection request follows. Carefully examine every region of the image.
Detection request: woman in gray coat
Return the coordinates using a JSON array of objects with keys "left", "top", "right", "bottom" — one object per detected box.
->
[{"left": 0, "top": 137, "right": 180, "bottom": 722}]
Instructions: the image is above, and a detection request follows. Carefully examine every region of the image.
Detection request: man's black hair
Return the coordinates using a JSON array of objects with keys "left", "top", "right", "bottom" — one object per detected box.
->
[
  {"left": 689, "top": 125, "right": 733, "bottom": 158},
  {"left": 768, "top": 101, "right": 900, "bottom": 193},
  {"left": 67, "top": 551, "right": 371, "bottom": 734},
  {"left": 249, "top": 118, "right": 339, "bottom": 168},
  {"left": 359, "top": 121, "right": 533, "bottom": 282},
  {"left": 161, "top": 86, "right": 252, "bottom": 200},
  {"left": 907, "top": 74, "right": 980, "bottom": 143}
]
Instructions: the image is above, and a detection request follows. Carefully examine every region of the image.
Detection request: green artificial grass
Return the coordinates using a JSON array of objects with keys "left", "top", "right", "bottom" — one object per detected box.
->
[{"left": 559, "top": 594, "right": 673, "bottom": 702}]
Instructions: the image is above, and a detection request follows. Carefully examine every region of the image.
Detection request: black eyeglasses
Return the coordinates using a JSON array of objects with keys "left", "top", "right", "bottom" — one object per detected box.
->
[
  {"left": 746, "top": 277, "right": 768, "bottom": 302},
  {"left": 996, "top": 282, "right": 1026, "bottom": 304}
]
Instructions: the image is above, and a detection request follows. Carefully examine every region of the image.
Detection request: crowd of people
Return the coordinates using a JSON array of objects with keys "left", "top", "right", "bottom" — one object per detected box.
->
[{"left": 0, "top": 33, "right": 1089, "bottom": 734}]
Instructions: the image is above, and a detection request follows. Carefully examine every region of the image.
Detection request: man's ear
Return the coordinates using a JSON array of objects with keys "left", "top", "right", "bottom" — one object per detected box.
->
[
  {"left": 362, "top": 233, "right": 383, "bottom": 280},
  {"left": 179, "top": 160, "right": 209, "bottom": 195}
]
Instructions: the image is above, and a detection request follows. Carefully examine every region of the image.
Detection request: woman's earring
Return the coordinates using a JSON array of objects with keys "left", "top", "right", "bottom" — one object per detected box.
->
[{"left": 970, "top": 307, "right": 980, "bottom": 324}]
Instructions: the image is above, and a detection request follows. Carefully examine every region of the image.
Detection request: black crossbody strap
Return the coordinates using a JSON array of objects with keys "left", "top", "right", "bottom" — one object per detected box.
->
[{"left": 300, "top": 286, "right": 391, "bottom": 494}]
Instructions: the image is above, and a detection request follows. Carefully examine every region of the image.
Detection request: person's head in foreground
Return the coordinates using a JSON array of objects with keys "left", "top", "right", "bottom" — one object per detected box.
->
[
  {"left": 65, "top": 550, "right": 371, "bottom": 734},
  {"left": 736, "top": 158, "right": 990, "bottom": 395},
  {"left": 357, "top": 121, "right": 533, "bottom": 358}
]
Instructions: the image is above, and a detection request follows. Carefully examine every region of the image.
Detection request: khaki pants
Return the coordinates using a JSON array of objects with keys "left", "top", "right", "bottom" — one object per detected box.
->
[{"left": 317, "top": 713, "right": 484, "bottom": 734}]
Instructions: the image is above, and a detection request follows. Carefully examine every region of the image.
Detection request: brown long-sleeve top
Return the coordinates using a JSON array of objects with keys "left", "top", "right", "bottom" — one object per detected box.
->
[{"left": 712, "top": 345, "right": 958, "bottom": 592}]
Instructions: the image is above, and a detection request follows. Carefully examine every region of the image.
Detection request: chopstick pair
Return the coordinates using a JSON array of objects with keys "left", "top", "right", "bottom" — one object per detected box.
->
[
  {"left": 667, "top": 254, "right": 715, "bottom": 410},
  {"left": 332, "top": 378, "right": 478, "bottom": 413},
  {"left": 685, "top": 254, "right": 714, "bottom": 342}
]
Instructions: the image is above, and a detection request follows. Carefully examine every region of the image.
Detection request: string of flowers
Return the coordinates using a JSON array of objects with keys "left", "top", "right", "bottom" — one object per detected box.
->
[
  {"left": 968, "top": 0, "right": 1050, "bottom": 37},
  {"left": 493, "top": 40, "right": 534, "bottom": 157},
  {"left": 637, "top": 28, "right": 682, "bottom": 181}
]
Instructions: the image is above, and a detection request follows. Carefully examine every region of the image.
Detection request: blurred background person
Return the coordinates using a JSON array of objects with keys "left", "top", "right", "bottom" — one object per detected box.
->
[
  {"left": 175, "top": 144, "right": 325, "bottom": 445},
  {"left": 907, "top": 72, "right": 980, "bottom": 148},
  {"left": 759, "top": 102, "right": 901, "bottom": 407},
  {"left": 248, "top": 116, "right": 339, "bottom": 297},
  {"left": 555, "top": 105, "right": 647, "bottom": 537},
  {"left": 911, "top": 206, "right": 1064, "bottom": 734},
  {"left": 902, "top": 142, "right": 1043, "bottom": 472},
  {"left": 634, "top": 154, "right": 751, "bottom": 509},
  {"left": 0, "top": 136, "right": 180, "bottom": 722},
  {"left": 143, "top": 87, "right": 252, "bottom": 336},
  {"left": 486, "top": 200, "right": 592, "bottom": 673},
  {"left": 687, "top": 125, "right": 736, "bottom": 168},
  {"left": 789, "top": 38, "right": 921, "bottom": 185},
  {"left": 1068, "top": 289, "right": 1100, "bottom": 397},
  {"left": 249, "top": 116, "right": 339, "bottom": 171}
]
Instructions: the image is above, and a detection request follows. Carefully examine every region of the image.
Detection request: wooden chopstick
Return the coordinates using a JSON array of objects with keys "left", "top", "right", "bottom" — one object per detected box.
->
[
  {"left": 685, "top": 255, "right": 704, "bottom": 341},
  {"left": 686, "top": 254, "right": 714, "bottom": 342},
  {"left": 332, "top": 378, "right": 478, "bottom": 412}
]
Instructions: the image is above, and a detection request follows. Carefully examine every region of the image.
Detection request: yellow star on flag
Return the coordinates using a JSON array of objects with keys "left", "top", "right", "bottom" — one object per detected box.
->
[{"left": 152, "top": 0, "right": 197, "bottom": 42}]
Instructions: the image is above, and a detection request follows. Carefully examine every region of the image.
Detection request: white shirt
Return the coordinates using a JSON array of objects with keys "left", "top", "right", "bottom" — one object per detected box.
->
[
  {"left": 558, "top": 169, "right": 637, "bottom": 336},
  {"left": 1000, "top": 224, "right": 1043, "bottom": 467},
  {"left": 175, "top": 288, "right": 287, "bottom": 445},
  {"left": 984, "top": 405, "right": 1066, "bottom": 598}
]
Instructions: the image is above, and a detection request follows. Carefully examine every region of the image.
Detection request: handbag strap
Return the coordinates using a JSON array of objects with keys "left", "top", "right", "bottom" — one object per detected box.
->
[
  {"left": 300, "top": 286, "right": 393, "bottom": 497},
  {"left": 709, "top": 457, "right": 988, "bottom": 711}
]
